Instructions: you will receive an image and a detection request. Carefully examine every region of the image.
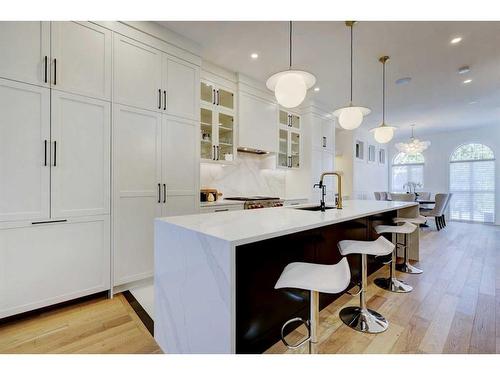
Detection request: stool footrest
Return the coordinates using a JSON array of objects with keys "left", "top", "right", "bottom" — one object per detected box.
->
[{"left": 280, "top": 317, "right": 311, "bottom": 350}]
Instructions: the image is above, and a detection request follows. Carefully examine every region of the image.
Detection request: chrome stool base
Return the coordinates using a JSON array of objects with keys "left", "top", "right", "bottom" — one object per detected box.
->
[
  {"left": 374, "top": 277, "right": 413, "bottom": 293},
  {"left": 339, "top": 306, "right": 389, "bottom": 334},
  {"left": 396, "top": 262, "right": 423, "bottom": 274}
]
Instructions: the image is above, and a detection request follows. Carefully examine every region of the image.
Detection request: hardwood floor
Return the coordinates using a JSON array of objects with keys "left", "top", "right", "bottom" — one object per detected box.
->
[
  {"left": 0, "top": 221, "right": 497, "bottom": 354},
  {"left": 266, "top": 221, "right": 500, "bottom": 354},
  {"left": 0, "top": 294, "right": 161, "bottom": 354}
]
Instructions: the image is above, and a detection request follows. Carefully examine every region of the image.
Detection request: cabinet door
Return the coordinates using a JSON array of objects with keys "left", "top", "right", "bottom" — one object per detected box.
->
[
  {"left": 162, "top": 116, "right": 199, "bottom": 217},
  {"left": 0, "top": 217, "right": 110, "bottom": 319},
  {"left": 113, "top": 105, "right": 162, "bottom": 285},
  {"left": 50, "top": 91, "right": 111, "bottom": 218},
  {"left": 290, "top": 114, "right": 300, "bottom": 130},
  {"left": 0, "top": 79, "right": 50, "bottom": 222},
  {"left": 0, "top": 22, "right": 50, "bottom": 86},
  {"left": 290, "top": 131, "right": 300, "bottom": 168},
  {"left": 322, "top": 118, "right": 334, "bottom": 152},
  {"left": 163, "top": 55, "right": 199, "bottom": 120},
  {"left": 217, "top": 111, "right": 235, "bottom": 161},
  {"left": 217, "top": 87, "right": 234, "bottom": 112},
  {"left": 51, "top": 22, "right": 111, "bottom": 100},
  {"left": 200, "top": 107, "right": 216, "bottom": 160},
  {"left": 278, "top": 129, "right": 289, "bottom": 168},
  {"left": 201, "top": 81, "right": 215, "bottom": 106},
  {"left": 113, "top": 34, "right": 162, "bottom": 112}
]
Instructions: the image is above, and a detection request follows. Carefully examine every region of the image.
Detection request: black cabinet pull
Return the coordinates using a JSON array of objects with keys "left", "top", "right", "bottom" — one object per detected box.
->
[
  {"left": 322, "top": 136, "right": 327, "bottom": 148},
  {"left": 158, "top": 183, "right": 161, "bottom": 203},
  {"left": 32, "top": 219, "right": 67, "bottom": 225},
  {"left": 216, "top": 90, "right": 220, "bottom": 106},
  {"left": 163, "top": 184, "right": 166, "bottom": 203},
  {"left": 158, "top": 89, "right": 161, "bottom": 109},
  {"left": 212, "top": 89, "right": 216, "bottom": 105},
  {"left": 53, "top": 141, "right": 57, "bottom": 166},
  {"left": 214, "top": 208, "right": 229, "bottom": 212},
  {"left": 53, "top": 58, "right": 57, "bottom": 85},
  {"left": 288, "top": 156, "right": 292, "bottom": 168},
  {"left": 163, "top": 90, "right": 166, "bottom": 111},
  {"left": 44, "top": 140, "right": 47, "bottom": 166},
  {"left": 216, "top": 145, "right": 220, "bottom": 160},
  {"left": 44, "top": 56, "right": 48, "bottom": 83},
  {"left": 213, "top": 145, "right": 216, "bottom": 160}
]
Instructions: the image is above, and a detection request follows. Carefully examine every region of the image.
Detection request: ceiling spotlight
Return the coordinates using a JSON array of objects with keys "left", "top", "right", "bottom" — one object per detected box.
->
[
  {"left": 250, "top": 53, "right": 259, "bottom": 59},
  {"left": 458, "top": 65, "right": 470, "bottom": 74},
  {"left": 395, "top": 77, "right": 412, "bottom": 85},
  {"left": 314, "top": 87, "right": 320, "bottom": 92},
  {"left": 450, "top": 37, "right": 462, "bottom": 44},
  {"left": 463, "top": 79, "right": 472, "bottom": 84}
]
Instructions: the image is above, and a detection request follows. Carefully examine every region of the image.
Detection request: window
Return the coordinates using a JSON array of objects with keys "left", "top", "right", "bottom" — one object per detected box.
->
[
  {"left": 449, "top": 143, "right": 495, "bottom": 223},
  {"left": 379, "top": 149, "right": 386, "bottom": 164},
  {"left": 368, "top": 145, "right": 376, "bottom": 162},
  {"left": 355, "top": 140, "right": 364, "bottom": 160},
  {"left": 391, "top": 152, "right": 424, "bottom": 192}
]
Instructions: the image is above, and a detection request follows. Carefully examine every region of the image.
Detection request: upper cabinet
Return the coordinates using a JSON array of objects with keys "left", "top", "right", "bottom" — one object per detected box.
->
[
  {"left": 0, "top": 22, "right": 50, "bottom": 87},
  {"left": 278, "top": 109, "right": 301, "bottom": 169},
  {"left": 200, "top": 80, "right": 236, "bottom": 162},
  {"left": 312, "top": 116, "right": 334, "bottom": 153},
  {"left": 114, "top": 34, "right": 199, "bottom": 120},
  {"left": 51, "top": 22, "right": 112, "bottom": 100}
]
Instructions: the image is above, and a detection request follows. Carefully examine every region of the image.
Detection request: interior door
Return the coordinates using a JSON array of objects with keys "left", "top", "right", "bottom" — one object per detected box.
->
[
  {"left": 50, "top": 91, "right": 111, "bottom": 218},
  {"left": 113, "top": 104, "right": 162, "bottom": 285},
  {"left": 113, "top": 34, "right": 162, "bottom": 112},
  {"left": 51, "top": 21, "right": 112, "bottom": 100},
  {"left": 163, "top": 55, "right": 198, "bottom": 120},
  {"left": 0, "top": 78, "right": 50, "bottom": 222},
  {"left": 162, "top": 116, "right": 199, "bottom": 217},
  {"left": 0, "top": 22, "right": 50, "bottom": 86}
]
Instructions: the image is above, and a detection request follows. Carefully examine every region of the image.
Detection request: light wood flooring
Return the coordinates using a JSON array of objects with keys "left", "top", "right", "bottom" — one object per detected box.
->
[
  {"left": 266, "top": 221, "right": 500, "bottom": 354},
  {"left": 0, "top": 293, "right": 161, "bottom": 354},
  {"left": 0, "top": 221, "right": 498, "bottom": 354}
]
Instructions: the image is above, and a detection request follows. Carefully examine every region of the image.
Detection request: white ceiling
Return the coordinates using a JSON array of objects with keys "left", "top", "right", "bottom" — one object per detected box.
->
[{"left": 159, "top": 21, "right": 500, "bottom": 138}]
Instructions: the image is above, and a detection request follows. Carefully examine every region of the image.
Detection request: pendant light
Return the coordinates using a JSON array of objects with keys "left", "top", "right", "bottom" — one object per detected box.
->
[
  {"left": 395, "top": 124, "right": 431, "bottom": 154},
  {"left": 370, "top": 56, "right": 397, "bottom": 143},
  {"left": 266, "top": 21, "right": 316, "bottom": 108},
  {"left": 333, "top": 21, "right": 371, "bottom": 130}
]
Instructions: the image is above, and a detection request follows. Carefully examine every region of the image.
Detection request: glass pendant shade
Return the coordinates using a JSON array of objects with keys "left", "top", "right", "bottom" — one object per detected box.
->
[
  {"left": 395, "top": 125, "right": 431, "bottom": 154},
  {"left": 372, "top": 125, "right": 395, "bottom": 144}
]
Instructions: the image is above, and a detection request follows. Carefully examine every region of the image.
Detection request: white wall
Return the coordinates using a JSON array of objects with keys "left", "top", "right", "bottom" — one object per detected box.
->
[
  {"left": 388, "top": 124, "right": 500, "bottom": 225},
  {"left": 335, "top": 129, "right": 354, "bottom": 198}
]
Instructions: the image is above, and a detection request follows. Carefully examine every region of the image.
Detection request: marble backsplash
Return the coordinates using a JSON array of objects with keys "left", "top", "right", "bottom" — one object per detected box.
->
[{"left": 200, "top": 153, "right": 286, "bottom": 198}]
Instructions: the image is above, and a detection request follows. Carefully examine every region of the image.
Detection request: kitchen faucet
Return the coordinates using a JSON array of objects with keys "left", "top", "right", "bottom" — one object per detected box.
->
[{"left": 313, "top": 172, "right": 343, "bottom": 211}]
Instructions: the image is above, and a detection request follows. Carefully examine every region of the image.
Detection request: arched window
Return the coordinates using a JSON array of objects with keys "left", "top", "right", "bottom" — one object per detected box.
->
[
  {"left": 391, "top": 152, "right": 425, "bottom": 192},
  {"left": 449, "top": 143, "right": 495, "bottom": 223}
]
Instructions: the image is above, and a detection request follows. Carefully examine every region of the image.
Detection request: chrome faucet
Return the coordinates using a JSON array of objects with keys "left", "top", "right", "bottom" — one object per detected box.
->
[{"left": 313, "top": 172, "right": 343, "bottom": 211}]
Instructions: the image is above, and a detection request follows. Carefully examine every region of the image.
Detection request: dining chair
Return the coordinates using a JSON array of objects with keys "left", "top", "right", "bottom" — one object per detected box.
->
[
  {"left": 417, "top": 192, "right": 431, "bottom": 200},
  {"left": 374, "top": 192, "right": 382, "bottom": 200},
  {"left": 441, "top": 193, "right": 453, "bottom": 227},
  {"left": 389, "top": 193, "right": 416, "bottom": 202},
  {"left": 420, "top": 193, "right": 449, "bottom": 230}
]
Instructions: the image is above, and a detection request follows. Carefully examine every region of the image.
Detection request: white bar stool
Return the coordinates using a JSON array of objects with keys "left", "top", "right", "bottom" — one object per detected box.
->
[
  {"left": 275, "top": 258, "right": 351, "bottom": 354},
  {"left": 373, "top": 222, "right": 417, "bottom": 293},
  {"left": 393, "top": 216, "right": 425, "bottom": 274},
  {"left": 338, "top": 236, "right": 394, "bottom": 333}
]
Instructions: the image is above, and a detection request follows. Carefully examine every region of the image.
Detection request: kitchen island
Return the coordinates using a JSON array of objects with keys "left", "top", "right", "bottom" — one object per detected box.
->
[{"left": 154, "top": 200, "right": 419, "bottom": 354}]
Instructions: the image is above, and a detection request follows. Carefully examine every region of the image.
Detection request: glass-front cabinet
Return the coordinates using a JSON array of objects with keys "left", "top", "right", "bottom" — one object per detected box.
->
[
  {"left": 278, "top": 109, "right": 301, "bottom": 169},
  {"left": 200, "top": 80, "right": 235, "bottom": 162}
]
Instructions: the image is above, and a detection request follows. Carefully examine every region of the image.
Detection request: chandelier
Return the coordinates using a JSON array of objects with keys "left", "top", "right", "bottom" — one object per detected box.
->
[{"left": 395, "top": 124, "right": 431, "bottom": 154}]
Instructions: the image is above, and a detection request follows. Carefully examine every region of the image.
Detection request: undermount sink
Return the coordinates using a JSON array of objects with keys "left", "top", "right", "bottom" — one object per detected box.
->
[{"left": 294, "top": 205, "right": 336, "bottom": 211}]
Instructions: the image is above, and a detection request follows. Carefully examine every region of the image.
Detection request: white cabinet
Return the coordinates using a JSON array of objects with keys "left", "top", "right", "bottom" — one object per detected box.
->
[
  {"left": 113, "top": 107, "right": 199, "bottom": 285},
  {"left": 51, "top": 22, "right": 112, "bottom": 100},
  {"left": 114, "top": 34, "right": 199, "bottom": 120},
  {"left": 0, "top": 79, "right": 50, "bottom": 222},
  {"left": 200, "top": 80, "right": 236, "bottom": 162},
  {"left": 113, "top": 34, "right": 163, "bottom": 112},
  {"left": 238, "top": 91, "right": 278, "bottom": 153},
  {"left": 278, "top": 109, "right": 301, "bottom": 169},
  {"left": 0, "top": 22, "right": 50, "bottom": 87},
  {"left": 50, "top": 91, "right": 111, "bottom": 218},
  {"left": 199, "top": 204, "right": 244, "bottom": 213},
  {"left": 0, "top": 216, "right": 110, "bottom": 319}
]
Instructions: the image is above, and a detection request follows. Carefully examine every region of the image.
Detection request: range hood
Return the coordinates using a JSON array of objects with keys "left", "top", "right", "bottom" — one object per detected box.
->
[{"left": 237, "top": 147, "right": 270, "bottom": 155}]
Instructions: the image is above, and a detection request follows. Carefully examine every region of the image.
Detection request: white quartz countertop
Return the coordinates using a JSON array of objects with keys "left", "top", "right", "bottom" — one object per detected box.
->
[
  {"left": 157, "top": 199, "right": 418, "bottom": 246},
  {"left": 199, "top": 199, "right": 246, "bottom": 208}
]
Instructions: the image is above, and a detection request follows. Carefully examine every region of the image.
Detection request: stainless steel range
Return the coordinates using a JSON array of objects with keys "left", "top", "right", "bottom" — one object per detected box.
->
[{"left": 224, "top": 196, "right": 284, "bottom": 209}]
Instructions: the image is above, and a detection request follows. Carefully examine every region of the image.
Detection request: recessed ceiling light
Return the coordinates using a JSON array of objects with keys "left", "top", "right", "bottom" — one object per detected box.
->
[
  {"left": 463, "top": 79, "right": 472, "bottom": 84},
  {"left": 250, "top": 53, "right": 259, "bottom": 59},
  {"left": 314, "top": 87, "right": 320, "bottom": 92},
  {"left": 451, "top": 37, "right": 462, "bottom": 44},
  {"left": 458, "top": 65, "right": 470, "bottom": 74},
  {"left": 395, "top": 77, "right": 412, "bottom": 85}
]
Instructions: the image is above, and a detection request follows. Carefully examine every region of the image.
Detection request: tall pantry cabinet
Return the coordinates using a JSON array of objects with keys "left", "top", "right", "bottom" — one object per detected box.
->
[{"left": 0, "top": 21, "right": 201, "bottom": 318}]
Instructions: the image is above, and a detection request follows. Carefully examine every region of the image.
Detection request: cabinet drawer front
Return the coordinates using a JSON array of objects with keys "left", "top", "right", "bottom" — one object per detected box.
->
[
  {"left": 0, "top": 79, "right": 50, "bottom": 222},
  {"left": 0, "top": 217, "right": 110, "bottom": 318},
  {"left": 51, "top": 22, "right": 112, "bottom": 100}
]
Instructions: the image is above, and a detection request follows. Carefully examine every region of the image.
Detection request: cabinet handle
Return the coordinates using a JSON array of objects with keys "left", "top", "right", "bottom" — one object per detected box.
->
[
  {"left": 163, "top": 184, "right": 166, "bottom": 203},
  {"left": 212, "top": 89, "right": 216, "bottom": 105},
  {"left": 44, "top": 56, "right": 48, "bottom": 83},
  {"left": 288, "top": 156, "right": 292, "bottom": 168},
  {"left": 214, "top": 208, "right": 229, "bottom": 212},
  {"left": 323, "top": 136, "right": 327, "bottom": 148},
  {"left": 213, "top": 145, "right": 216, "bottom": 160},
  {"left": 216, "top": 90, "right": 219, "bottom": 106},
  {"left": 158, "top": 183, "right": 161, "bottom": 203},
  {"left": 53, "top": 141, "right": 57, "bottom": 166},
  {"left": 32, "top": 219, "right": 67, "bottom": 225},
  {"left": 53, "top": 58, "right": 57, "bottom": 85},
  {"left": 163, "top": 90, "right": 167, "bottom": 111},
  {"left": 44, "top": 140, "right": 47, "bottom": 166},
  {"left": 158, "top": 89, "right": 161, "bottom": 109}
]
